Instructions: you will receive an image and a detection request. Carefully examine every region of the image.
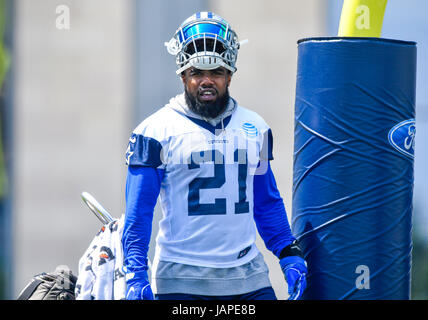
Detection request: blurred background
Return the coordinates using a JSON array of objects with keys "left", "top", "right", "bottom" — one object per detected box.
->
[{"left": 0, "top": 0, "right": 426, "bottom": 299}]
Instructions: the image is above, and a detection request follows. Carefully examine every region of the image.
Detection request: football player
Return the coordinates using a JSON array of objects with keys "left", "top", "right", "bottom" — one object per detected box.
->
[{"left": 123, "top": 12, "right": 307, "bottom": 300}]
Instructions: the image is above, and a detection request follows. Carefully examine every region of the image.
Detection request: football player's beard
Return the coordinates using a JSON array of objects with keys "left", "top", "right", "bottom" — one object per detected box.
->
[{"left": 184, "top": 87, "right": 230, "bottom": 119}]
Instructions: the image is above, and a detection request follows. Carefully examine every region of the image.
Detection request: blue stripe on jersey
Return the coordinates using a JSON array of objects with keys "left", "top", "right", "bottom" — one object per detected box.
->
[
  {"left": 261, "top": 129, "right": 274, "bottom": 161},
  {"left": 126, "top": 134, "right": 163, "bottom": 167},
  {"left": 253, "top": 161, "right": 295, "bottom": 257},
  {"left": 122, "top": 166, "right": 164, "bottom": 273},
  {"left": 185, "top": 114, "right": 232, "bottom": 135}
]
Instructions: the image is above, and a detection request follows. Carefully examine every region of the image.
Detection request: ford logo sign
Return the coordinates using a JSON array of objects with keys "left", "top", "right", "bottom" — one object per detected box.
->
[{"left": 388, "top": 119, "right": 415, "bottom": 159}]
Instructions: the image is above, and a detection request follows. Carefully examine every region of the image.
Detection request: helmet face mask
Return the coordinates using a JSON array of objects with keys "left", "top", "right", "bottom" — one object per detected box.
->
[{"left": 165, "top": 12, "right": 240, "bottom": 75}]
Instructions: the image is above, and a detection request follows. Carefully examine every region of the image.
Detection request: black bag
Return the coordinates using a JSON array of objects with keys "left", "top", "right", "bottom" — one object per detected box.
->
[{"left": 17, "top": 266, "right": 77, "bottom": 300}]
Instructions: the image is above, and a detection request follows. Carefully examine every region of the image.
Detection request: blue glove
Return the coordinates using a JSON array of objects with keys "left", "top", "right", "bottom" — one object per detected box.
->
[
  {"left": 280, "top": 255, "right": 307, "bottom": 300},
  {"left": 125, "top": 269, "right": 154, "bottom": 300}
]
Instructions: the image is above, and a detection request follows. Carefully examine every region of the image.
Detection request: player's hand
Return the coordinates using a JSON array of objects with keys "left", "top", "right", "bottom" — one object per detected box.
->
[
  {"left": 279, "top": 256, "right": 307, "bottom": 300},
  {"left": 125, "top": 269, "right": 154, "bottom": 300}
]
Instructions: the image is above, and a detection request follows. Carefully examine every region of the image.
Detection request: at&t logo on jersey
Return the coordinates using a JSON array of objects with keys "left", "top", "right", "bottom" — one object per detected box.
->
[
  {"left": 242, "top": 123, "right": 258, "bottom": 138},
  {"left": 388, "top": 119, "right": 415, "bottom": 159}
]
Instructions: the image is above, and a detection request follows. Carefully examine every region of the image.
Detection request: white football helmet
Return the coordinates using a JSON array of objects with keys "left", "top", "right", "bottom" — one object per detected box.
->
[{"left": 165, "top": 12, "right": 241, "bottom": 75}]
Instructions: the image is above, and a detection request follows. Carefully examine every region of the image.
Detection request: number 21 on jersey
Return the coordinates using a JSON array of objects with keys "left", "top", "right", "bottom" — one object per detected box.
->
[{"left": 188, "top": 149, "right": 249, "bottom": 216}]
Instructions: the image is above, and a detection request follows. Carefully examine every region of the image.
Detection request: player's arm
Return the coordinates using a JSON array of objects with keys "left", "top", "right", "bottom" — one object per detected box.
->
[
  {"left": 122, "top": 130, "right": 165, "bottom": 300},
  {"left": 253, "top": 161, "right": 307, "bottom": 299},
  {"left": 122, "top": 165, "right": 164, "bottom": 300}
]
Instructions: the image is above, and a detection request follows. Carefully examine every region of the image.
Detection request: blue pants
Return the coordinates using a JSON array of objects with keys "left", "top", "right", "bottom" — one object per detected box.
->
[{"left": 155, "top": 286, "right": 277, "bottom": 300}]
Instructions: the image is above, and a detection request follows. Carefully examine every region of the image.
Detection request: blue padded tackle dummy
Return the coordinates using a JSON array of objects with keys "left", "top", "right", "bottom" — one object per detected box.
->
[{"left": 292, "top": 37, "right": 417, "bottom": 299}]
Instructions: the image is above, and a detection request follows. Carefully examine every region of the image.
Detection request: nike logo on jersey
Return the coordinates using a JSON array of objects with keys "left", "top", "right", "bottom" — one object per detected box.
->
[{"left": 237, "top": 246, "right": 252, "bottom": 259}]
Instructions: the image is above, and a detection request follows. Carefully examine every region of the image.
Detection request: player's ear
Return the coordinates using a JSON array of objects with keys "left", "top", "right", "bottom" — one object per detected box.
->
[
  {"left": 226, "top": 71, "right": 232, "bottom": 87},
  {"left": 180, "top": 71, "right": 187, "bottom": 85}
]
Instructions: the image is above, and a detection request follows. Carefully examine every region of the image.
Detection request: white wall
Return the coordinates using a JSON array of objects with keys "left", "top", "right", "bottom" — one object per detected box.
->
[{"left": 13, "top": 0, "right": 132, "bottom": 296}]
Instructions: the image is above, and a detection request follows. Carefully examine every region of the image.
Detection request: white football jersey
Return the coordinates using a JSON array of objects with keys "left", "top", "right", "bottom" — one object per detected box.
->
[{"left": 126, "top": 94, "right": 273, "bottom": 268}]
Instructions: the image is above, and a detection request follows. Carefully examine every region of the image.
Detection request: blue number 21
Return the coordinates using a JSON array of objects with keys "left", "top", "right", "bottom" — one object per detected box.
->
[{"left": 188, "top": 149, "right": 249, "bottom": 215}]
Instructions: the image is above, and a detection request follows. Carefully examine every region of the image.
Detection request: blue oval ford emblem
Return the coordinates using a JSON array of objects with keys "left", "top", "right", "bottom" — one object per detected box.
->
[
  {"left": 388, "top": 119, "right": 415, "bottom": 159},
  {"left": 242, "top": 123, "right": 258, "bottom": 138}
]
